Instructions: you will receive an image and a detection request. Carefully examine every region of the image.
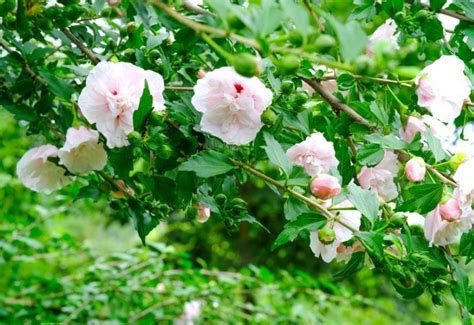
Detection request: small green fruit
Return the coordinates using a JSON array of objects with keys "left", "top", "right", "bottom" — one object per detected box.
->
[
  {"left": 261, "top": 109, "right": 278, "bottom": 125},
  {"left": 281, "top": 80, "right": 295, "bottom": 95},
  {"left": 314, "top": 34, "right": 336, "bottom": 51},
  {"left": 276, "top": 55, "right": 300, "bottom": 75},
  {"left": 318, "top": 227, "right": 336, "bottom": 245},
  {"left": 292, "top": 92, "right": 308, "bottom": 106},
  {"left": 157, "top": 144, "right": 173, "bottom": 159},
  {"left": 288, "top": 30, "right": 303, "bottom": 47},
  {"left": 232, "top": 53, "right": 260, "bottom": 77}
]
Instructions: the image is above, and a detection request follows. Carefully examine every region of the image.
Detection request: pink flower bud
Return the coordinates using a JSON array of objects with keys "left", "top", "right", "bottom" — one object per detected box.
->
[
  {"left": 197, "top": 203, "right": 211, "bottom": 223},
  {"left": 310, "top": 174, "right": 341, "bottom": 200},
  {"left": 405, "top": 157, "right": 426, "bottom": 182},
  {"left": 439, "top": 199, "right": 462, "bottom": 222}
]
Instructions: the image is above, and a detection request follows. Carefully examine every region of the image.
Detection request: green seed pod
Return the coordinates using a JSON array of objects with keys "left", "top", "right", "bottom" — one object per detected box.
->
[
  {"left": 276, "top": 55, "right": 301, "bottom": 75},
  {"left": 215, "top": 193, "right": 227, "bottom": 205},
  {"left": 281, "top": 80, "right": 295, "bottom": 95},
  {"left": 157, "top": 144, "right": 173, "bottom": 159},
  {"left": 314, "top": 34, "right": 336, "bottom": 51},
  {"left": 288, "top": 30, "right": 303, "bottom": 47},
  {"left": 261, "top": 109, "right": 278, "bottom": 125},
  {"left": 232, "top": 53, "right": 260, "bottom": 77},
  {"left": 318, "top": 227, "right": 336, "bottom": 245},
  {"left": 292, "top": 92, "right": 309, "bottom": 107}
]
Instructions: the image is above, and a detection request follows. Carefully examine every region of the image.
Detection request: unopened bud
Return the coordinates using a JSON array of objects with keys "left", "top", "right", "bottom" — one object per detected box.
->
[
  {"left": 276, "top": 55, "right": 301, "bottom": 75},
  {"left": 196, "top": 203, "right": 211, "bottom": 223},
  {"left": 405, "top": 157, "right": 426, "bottom": 182},
  {"left": 439, "top": 198, "right": 462, "bottom": 222},
  {"left": 449, "top": 152, "right": 468, "bottom": 171},
  {"left": 310, "top": 174, "right": 341, "bottom": 200},
  {"left": 261, "top": 109, "right": 278, "bottom": 125},
  {"left": 232, "top": 53, "right": 260, "bottom": 77},
  {"left": 318, "top": 227, "right": 336, "bottom": 245}
]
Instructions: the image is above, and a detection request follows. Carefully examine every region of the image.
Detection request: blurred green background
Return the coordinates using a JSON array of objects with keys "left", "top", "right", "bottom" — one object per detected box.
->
[{"left": 0, "top": 109, "right": 464, "bottom": 323}]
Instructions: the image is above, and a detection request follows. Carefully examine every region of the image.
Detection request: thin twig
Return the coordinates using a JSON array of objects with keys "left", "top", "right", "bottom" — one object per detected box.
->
[
  {"left": 421, "top": 3, "right": 474, "bottom": 23},
  {"left": 302, "top": 0, "right": 324, "bottom": 30},
  {"left": 61, "top": 28, "right": 100, "bottom": 64}
]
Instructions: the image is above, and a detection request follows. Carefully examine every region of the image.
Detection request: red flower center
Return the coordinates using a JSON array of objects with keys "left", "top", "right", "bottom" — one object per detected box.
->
[
  {"left": 234, "top": 83, "right": 244, "bottom": 94},
  {"left": 111, "top": 90, "right": 118, "bottom": 95}
]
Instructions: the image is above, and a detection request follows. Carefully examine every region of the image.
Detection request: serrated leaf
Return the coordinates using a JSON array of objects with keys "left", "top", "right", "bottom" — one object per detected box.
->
[
  {"left": 357, "top": 144, "right": 384, "bottom": 167},
  {"left": 364, "top": 133, "right": 406, "bottom": 150},
  {"left": 272, "top": 212, "right": 326, "bottom": 250},
  {"left": 179, "top": 150, "right": 235, "bottom": 178},
  {"left": 459, "top": 231, "right": 474, "bottom": 264},
  {"left": 424, "top": 129, "right": 448, "bottom": 162},
  {"left": 129, "top": 201, "right": 159, "bottom": 246},
  {"left": 39, "top": 71, "right": 73, "bottom": 100},
  {"left": 347, "top": 182, "right": 379, "bottom": 223},
  {"left": 133, "top": 82, "right": 153, "bottom": 131},
  {"left": 263, "top": 133, "right": 293, "bottom": 176},
  {"left": 396, "top": 183, "right": 444, "bottom": 214},
  {"left": 334, "top": 251, "right": 365, "bottom": 278}
]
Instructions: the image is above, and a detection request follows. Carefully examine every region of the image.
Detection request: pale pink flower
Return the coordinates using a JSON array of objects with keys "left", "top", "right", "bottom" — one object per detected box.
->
[
  {"left": 287, "top": 133, "right": 339, "bottom": 176},
  {"left": 176, "top": 300, "right": 202, "bottom": 325},
  {"left": 196, "top": 203, "right": 211, "bottom": 223},
  {"left": 439, "top": 198, "right": 462, "bottom": 222},
  {"left": 405, "top": 157, "right": 426, "bottom": 183},
  {"left": 424, "top": 202, "right": 472, "bottom": 246},
  {"left": 58, "top": 126, "right": 107, "bottom": 175},
  {"left": 400, "top": 116, "right": 426, "bottom": 143},
  {"left": 191, "top": 67, "right": 272, "bottom": 145},
  {"left": 78, "top": 61, "right": 165, "bottom": 148},
  {"left": 310, "top": 174, "right": 341, "bottom": 200},
  {"left": 357, "top": 151, "right": 399, "bottom": 202},
  {"left": 367, "top": 19, "right": 399, "bottom": 54},
  {"left": 309, "top": 200, "right": 361, "bottom": 263},
  {"left": 453, "top": 159, "right": 474, "bottom": 204},
  {"left": 16, "top": 145, "right": 72, "bottom": 194},
  {"left": 416, "top": 55, "right": 471, "bottom": 123}
]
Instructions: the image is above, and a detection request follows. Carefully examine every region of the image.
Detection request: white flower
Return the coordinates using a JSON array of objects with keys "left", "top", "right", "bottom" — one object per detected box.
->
[
  {"left": 16, "top": 145, "right": 72, "bottom": 194},
  {"left": 367, "top": 19, "right": 399, "bottom": 54},
  {"left": 58, "top": 126, "right": 107, "bottom": 175},
  {"left": 357, "top": 151, "right": 399, "bottom": 202},
  {"left": 310, "top": 200, "right": 361, "bottom": 263},
  {"left": 78, "top": 61, "right": 165, "bottom": 148},
  {"left": 286, "top": 132, "right": 339, "bottom": 177},
  {"left": 404, "top": 212, "right": 425, "bottom": 227},
  {"left": 424, "top": 203, "right": 472, "bottom": 247},
  {"left": 176, "top": 300, "right": 202, "bottom": 325},
  {"left": 191, "top": 67, "right": 273, "bottom": 145},
  {"left": 416, "top": 55, "right": 471, "bottom": 123},
  {"left": 453, "top": 159, "right": 474, "bottom": 204}
]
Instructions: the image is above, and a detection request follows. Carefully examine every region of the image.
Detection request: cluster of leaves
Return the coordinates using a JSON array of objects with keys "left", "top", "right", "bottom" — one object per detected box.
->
[{"left": 1, "top": 0, "right": 474, "bottom": 323}]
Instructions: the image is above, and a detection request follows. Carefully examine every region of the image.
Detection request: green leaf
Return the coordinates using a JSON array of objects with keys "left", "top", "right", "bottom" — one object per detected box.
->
[
  {"left": 346, "top": 183, "right": 379, "bottom": 223},
  {"left": 356, "top": 231, "right": 384, "bottom": 260},
  {"left": 133, "top": 82, "right": 153, "bottom": 131},
  {"left": 39, "top": 71, "right": 73, "bottom": 100},
  {"left": 424, "top": 129, "right": 448, "bottom": 162},
  {"left": 369, "top": 102, "right": 389, "bottom": 126},
  {"left": 446, "top": 253, "right": 474, "bottom": 317},
  {"left": 334, "top": 251, "right": 365, "bottom": 278},
  {"left": 357, "top": 144, "right": 384, "bottom": 167},
  {"left": 430, "top": 0, "right": 447, "bottom": 11},
  {"left": 364, "top": 133, "right": 406, "bottom": 150},
  {"left": 263, "top": 133, "right": 293, "bottom": 176},
  {"left": 179, "top": 150, "right": 235, "bottom": 178},
  {"left": 129, "top": 201, "right": 159, "bottom": 246},
  {"left": 421, "top": 17, "right": 444, "bottom": 42},
  {"left": 396, "top": 183, "right": 444, "bottom": 214},
  {"left": 109, "top": 146, "right": 134, "bottom": 179},
  {"left": 284, "top": 196, "right": 310, "bottom": 221},
  {"left": 456, "top": 0, "right": 474, "bottom": 20},
  {"left": 337, "top": 73, "right": 355, "bottom": 90},
  {"left": 272, "top": 212, "right": 326, "bottom": 250},
  {"left": 323, "top": 14, "right": 368, "bottom": 61},
  {"left": 459, "top": 231, "right": 474, "bottom": 264},
  {"left": 280, "top": 0, "right": 311, "bottom": 37}
]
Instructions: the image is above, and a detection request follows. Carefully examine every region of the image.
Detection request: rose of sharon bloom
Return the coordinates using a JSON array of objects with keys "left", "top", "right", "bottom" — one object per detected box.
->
[
  {"left": 453, "top": 159, "right": 474, "bottom": 204},
  {"left": 439, "top": 198, "right": 462, "bottom": 222},
  {"left": 287, "top": 133, "right": 339, "bottom": 176},
  {"left": 405, "top": 157, "right": 426, "bottom": 183},
  {"left": 176, "top": 300, "right": 202, "bottom": 325},
  {"left": 196, "top": 203, "right": 211, "bottom": 223},
  {"left": 416, "top": 55, "right": 471, "bottom": 123},
  {"left": 367, "top": 19, "right": 399, "bottom": 54},
  {"left": 309, "top": 200, "right": 361, "bottom": 263},
  {"left": 424, "top": 201, "right": 473, "bottom": 246},
  {"left": 17, "top": 145, "right": 72, "bottom": 194},
  {"left": 58, "top": 126, "right": 107, "bottom": 175},
  {"left": 310, "top": 174, "right": 341, "bottom": 200},
  {"left": 78, "top": 61, "right": 165, "bottom": 148},
  {"left": 357, "top": 151, "right": 399, "bottom": 202},
  {"left": 191, "top": 67, "right": 273, "bottom": 145}
]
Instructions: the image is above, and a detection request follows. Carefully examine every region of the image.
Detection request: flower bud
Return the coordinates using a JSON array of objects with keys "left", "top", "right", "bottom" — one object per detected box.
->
[
  {"left": 439, "top": 198, "right": 462, "bottom": 222},
  {"left": 232, "top": 53, "right": 260, "bottom": 77},
  {"left": 126, "top": 22, "right": 137, "bottom": 34},
  {"left": 196, "top": 203, "right": 211, "bottom": 223},
  {"left": 215, "top": 193, "right": 227, "bottom": 205},
  {"left": 292, "top": 92, "right": 308, "bottom": 106},
  {"left": 261, "top": 109, "right": 278, "bottom": 125},
  {"left": 405, "top": 157, "right": 426, "bottom": 182},
  {"left": 314, "top": 34, "right": 336, "bottom": 51},
  {"left": 310, "top": 174, "right": 341, "bottom": 200},
  {"left": 318, "top": 227, "right": 336, "bottom": 245},
  {"left": 281, "top": 80, "right": 295, "bottom": 95},
  {"left": 448, "top": 152, "right": 468, "bottom": 171},
  {"left": 128, "top": 131, "right": 141, "bottom": 145},
  {"left": 288, "top": 30, "right": 304, "bottom": 47},
  {"left": 276, "top": 55, "right": 301, "bottom": 75}
]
